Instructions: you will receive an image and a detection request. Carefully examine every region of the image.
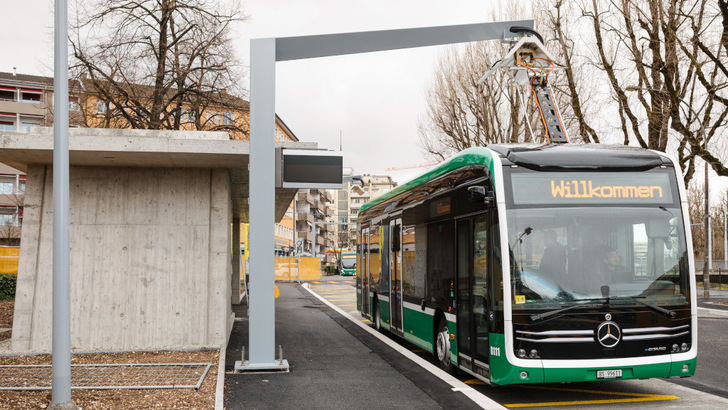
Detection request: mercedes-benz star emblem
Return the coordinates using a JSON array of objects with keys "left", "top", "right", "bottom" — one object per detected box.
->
[{"left": 596, "top": 321, "right": 621, "bottom": 348}]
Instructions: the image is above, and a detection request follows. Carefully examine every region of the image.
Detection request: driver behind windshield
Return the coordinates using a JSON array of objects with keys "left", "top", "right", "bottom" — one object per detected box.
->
[
  {"left": 539, "top": 230, "right": 567, "bottom": 283},
  {"left": 598, "top": 247, "right": 630, "bottom": 284}
]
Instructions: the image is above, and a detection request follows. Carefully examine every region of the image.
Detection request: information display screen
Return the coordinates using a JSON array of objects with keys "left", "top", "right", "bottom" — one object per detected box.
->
[
  {"left": 283, "top": 154, "right": 342, "bottom": 184},
  {"left": 510, "top": 171, "right": 675, "bottom": 205}
]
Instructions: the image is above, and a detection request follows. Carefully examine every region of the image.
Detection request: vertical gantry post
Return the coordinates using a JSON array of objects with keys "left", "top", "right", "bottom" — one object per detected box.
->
[
  {"left": 247, "top": 38, "right": 288, "bottom": 370},
  {"left": 51, "top": 0, "right": 77, "bottom": 407}
]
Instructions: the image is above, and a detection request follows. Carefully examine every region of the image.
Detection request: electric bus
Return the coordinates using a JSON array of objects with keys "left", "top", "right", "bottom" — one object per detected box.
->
[
  {"left": 340, "top": 251, "right": 357, "bottom": 276},
  {"left": 356, "top": 144, "right": 696, "bottom": 385}
]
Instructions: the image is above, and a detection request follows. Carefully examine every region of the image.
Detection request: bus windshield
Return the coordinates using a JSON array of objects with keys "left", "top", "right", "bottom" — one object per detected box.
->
[
  {"left": 506, "top": 171, "right": 690, "bottom": 311},
  {"left": 342, "top": 255, "right": 356, "bottom": 269}
]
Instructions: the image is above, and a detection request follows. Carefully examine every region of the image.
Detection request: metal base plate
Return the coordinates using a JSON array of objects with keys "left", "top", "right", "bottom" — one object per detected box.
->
[{"left": 233, "top": 360, "right": 290, "bottom": 373}]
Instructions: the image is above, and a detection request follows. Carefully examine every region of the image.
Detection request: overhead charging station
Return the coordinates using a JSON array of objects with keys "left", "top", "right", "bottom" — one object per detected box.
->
[{"left": 241, "top": 18, "right": 535, "bottom": 372}]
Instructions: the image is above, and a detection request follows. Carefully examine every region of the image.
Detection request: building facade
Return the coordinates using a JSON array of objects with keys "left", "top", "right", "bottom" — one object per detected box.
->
[
  {"left": 0, "top": 70, "right": 300, "bottom": 249},
  {"left": 333, "top": 170, "right": 397, "bottom": 249},
  {"left": 294, "top": 189, "right": 335, "bottom": 262}
]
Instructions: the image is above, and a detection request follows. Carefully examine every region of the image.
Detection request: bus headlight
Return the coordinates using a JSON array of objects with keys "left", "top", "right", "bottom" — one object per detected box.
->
[
  {"left": 520, "top": 371, "right": 529, "bottom": 380},
  {"left": 671, "top": 344, "right": 680, "bottom": 353},
  {"left": 529, "top": 349, "right": 540, "bottom": 358},
  {"left": 681, "top": 343, "right": 689, "bottom": 352},
  {"left": 517, "top": 349, "right": 527, "bottom": 358}
]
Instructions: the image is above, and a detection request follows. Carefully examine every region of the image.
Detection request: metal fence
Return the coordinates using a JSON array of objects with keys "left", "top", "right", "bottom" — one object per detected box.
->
[{"left": 0, "top": 363, "right": 212, "bottom": 391}]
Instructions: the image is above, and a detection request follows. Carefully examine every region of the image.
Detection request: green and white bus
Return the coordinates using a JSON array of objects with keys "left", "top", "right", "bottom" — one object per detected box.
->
[
  {"left": 356, "top": 144, "right": 696, "bottom": 385},
  {"left": 340, "top": 251, "right": 357, "bottom": 276}
]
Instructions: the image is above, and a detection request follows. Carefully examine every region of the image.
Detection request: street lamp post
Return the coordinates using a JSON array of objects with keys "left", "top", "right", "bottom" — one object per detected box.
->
[{"left": 626, "top": 86, "right": 709, "bottom": 297}]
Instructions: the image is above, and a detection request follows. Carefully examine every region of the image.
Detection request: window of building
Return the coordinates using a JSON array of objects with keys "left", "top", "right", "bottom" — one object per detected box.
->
[
  {"left": 0, "top": 120, "right": 15, "bottom": 132},
  {"left": 18, "top": 179, "right": 25, "bottom": 194},
  {"left": 0, "top": 207, "right": 14, "bottom": 226},
  {"left": 69, "top": 97, "right": 80, "bottom": 111},
  {"left": 96, "top": 100, "right": 107, "bottom": 114},
  {"left": 0, "top": 214, "right": 13, "bottom": 226},
  {"left": 0, "top": 176, "right": 13, "bottom": 194},
  {"left": 0, "top": 88, "right": 16, "bottom": 101},
  {"left": 21, "top": 121, "right": 40, "bottom": 133},
  {"left": 222, "top": 111, "right": 234, "bottom": 125},
  {"left": 187, "top": 109, "right": 197, "bottom": 122},
  {"left": 21, "top": 90, "right": 42, "bottom": 102}
]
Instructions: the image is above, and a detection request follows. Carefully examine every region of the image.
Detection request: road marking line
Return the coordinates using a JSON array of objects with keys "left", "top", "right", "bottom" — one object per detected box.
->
[
  {"left": 302, "top": 283, "right": 504, "bottom": 409},
  {"left": 504, "top": 385, "right": 679, "bottom": 408},
  {"left": 338, "top": 304, "right": 356, "bottom": 307}
]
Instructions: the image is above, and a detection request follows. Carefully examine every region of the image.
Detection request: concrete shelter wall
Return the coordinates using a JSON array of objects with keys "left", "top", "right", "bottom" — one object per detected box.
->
[{"left": 12, "top": 165, "right": 233, "bottom": 351}]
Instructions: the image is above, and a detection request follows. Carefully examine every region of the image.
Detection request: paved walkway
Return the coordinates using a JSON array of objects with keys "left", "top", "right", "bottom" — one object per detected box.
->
[{"left": 223, "top": 282, "right": 482, "bottom": 409}]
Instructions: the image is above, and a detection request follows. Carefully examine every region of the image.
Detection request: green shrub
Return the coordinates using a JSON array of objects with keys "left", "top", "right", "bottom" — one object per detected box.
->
[{"left": 0, "top": 274, "right": 17, "bottom": 301}]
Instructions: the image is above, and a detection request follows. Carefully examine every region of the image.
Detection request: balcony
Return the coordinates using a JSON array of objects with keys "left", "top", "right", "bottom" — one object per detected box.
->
[
  {"left": 297, "top": 231, "right": 311, "bottom": 242},
  {"left": 306, "top": 193, "right": 316, "bottom": 205}
]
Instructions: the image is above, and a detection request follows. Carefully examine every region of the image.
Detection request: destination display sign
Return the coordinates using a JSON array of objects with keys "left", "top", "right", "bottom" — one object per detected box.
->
[{"left": 510, "top": 172, "right": 674, "bottom": 205}]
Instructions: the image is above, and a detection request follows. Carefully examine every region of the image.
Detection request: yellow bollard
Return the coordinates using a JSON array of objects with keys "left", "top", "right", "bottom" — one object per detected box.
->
[{"left": 275, "top": 285, "right": 279, "bottom": 299}]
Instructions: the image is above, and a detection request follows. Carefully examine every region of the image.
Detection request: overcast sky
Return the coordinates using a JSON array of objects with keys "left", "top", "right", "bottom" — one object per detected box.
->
[
  {"left": 5, "top": 0, "right": 727, "bottom": 198},
  {"left": 2, "top": 0, "right": 527, "bottom": 184}
]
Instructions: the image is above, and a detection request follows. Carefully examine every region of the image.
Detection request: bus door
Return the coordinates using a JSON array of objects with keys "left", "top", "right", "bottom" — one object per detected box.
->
[
  {"left": 390, "top": 219, "right": 403, "bottom": 334},
  {"left": 456, "top": 214, "right": 490, "bottom": 373},
  {"left": 361, "top": 227, "right": 370, "bottom": 316},
  {"left": 380, "top": 225, "right": 391, "bottom": 326}
]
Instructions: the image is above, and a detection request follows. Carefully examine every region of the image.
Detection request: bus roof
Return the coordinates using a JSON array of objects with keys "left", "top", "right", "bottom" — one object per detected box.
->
[
  {"left": 360, "top": 144, "right": 672, "bottom": 215},
  {"left": 490, "top": 143, "right": 670, "bottom": 170},
  {"left": 359, "top": 147, "right": 495, "bottom": 213}
]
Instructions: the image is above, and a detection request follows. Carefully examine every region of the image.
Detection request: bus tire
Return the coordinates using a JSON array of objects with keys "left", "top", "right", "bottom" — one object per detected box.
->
[
  {"left": 373, "top": 300, "right": 382, "bottom": 332},
  {"left": 435, "top": 315, "right": 454, "bottom": 373}
]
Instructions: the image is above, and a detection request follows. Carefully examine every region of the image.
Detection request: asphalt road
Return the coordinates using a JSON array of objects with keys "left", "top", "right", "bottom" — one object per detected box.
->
[
  {"left": 666, "top": 316, "right": 728, "bottom": 399},
  {"left": 310, "top": 276, "right": 728, "bottom": 408}
]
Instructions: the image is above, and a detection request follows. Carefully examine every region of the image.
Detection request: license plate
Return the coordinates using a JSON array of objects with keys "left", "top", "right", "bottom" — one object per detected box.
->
[{"left": 596, "top": 369, "right": 623, "bottom": 379}]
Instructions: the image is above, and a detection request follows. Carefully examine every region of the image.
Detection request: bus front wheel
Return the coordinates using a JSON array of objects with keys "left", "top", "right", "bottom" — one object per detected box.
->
[{"left": 435, "top": 316, "right": 453, "bottom": 372}]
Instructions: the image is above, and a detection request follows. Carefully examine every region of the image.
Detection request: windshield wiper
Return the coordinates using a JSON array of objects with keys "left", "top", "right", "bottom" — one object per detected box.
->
[
  {"left": 608, "top": 296, "right": 677, "bottom": 318},
  {"left": 529, "top": 300, "right": 605, "bottom": 322},
  {"left": 529, "top": 296, "right": 677, "bottom": 322}
]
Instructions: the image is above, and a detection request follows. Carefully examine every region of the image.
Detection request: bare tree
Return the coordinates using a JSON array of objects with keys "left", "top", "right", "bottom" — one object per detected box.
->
[
  {"left": 582, "top": 0, "right": 728, "bottom": 186},
  {"left": 69, "top": 0, "right": 250, "bottom": 138},
  {"left": 420, "top": 0, "right": 728, "bottom": 186},
  {"left": 687, "top": 182, "right": 707, "bottom": 258}
]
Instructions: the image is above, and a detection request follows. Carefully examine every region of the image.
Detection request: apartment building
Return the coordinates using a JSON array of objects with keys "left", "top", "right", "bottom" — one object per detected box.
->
[
  {"left": 295, "top": 188, "right": 335, "bottom": 261},
  {"left": 0, "top": 71, "right": 53, "bottom": 134},
  {"left": 0, "top": 70, "right": 300, "bottom": 248},
  {"left": 333, "top": 169, "right": 397, "bottom": 249}
]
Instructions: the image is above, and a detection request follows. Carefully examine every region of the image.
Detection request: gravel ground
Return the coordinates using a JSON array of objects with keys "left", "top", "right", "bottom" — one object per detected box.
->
[
  {"left": 0, "top": 299, "right": 12, "bottom": 343},
  {"left": 0, "top": 300, "right": 219, "bottom": 409}
]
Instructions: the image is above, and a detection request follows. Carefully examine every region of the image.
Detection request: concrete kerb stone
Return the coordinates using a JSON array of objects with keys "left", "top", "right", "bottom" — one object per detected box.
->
[
  {"left": 215, "top": 343, "right": 226, "bottom": 410},
  {"left": 697, "top": 306, "right": 728, "bottom": 318}
]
